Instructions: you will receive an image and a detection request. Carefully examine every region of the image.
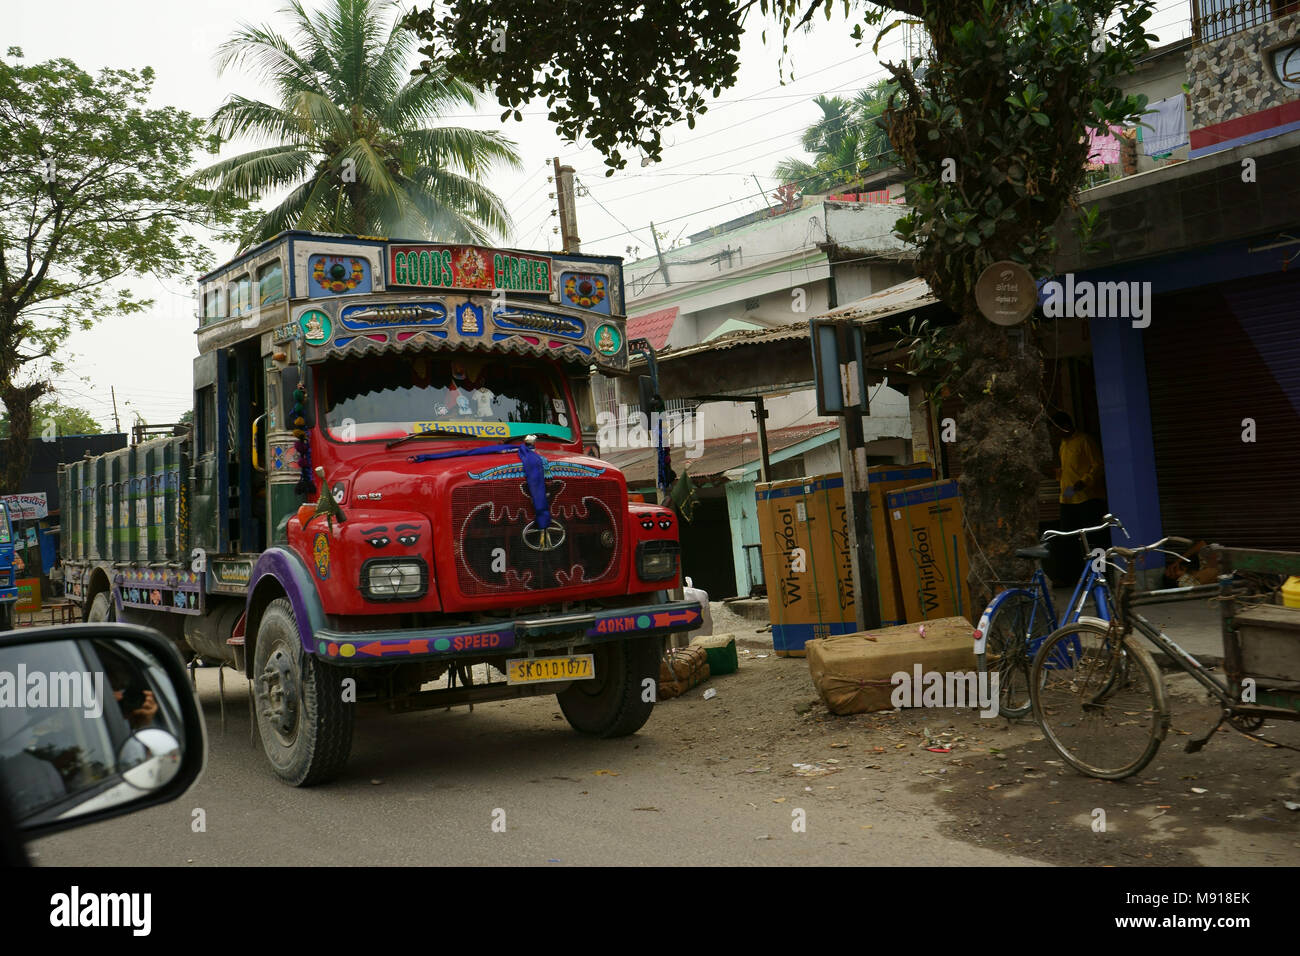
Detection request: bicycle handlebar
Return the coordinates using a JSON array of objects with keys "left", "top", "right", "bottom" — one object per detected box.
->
[
  {"left": 1041, "top": 513, "right": 1128, "bottom": 542},
  {"left": 1107, "top": 535, "right": 1194, "bottom": 561}
]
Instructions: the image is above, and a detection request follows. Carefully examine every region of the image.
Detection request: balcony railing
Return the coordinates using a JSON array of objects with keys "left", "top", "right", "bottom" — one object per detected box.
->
[{"left": 1191, "top": 0, "right": 1300, "bottom": 43}]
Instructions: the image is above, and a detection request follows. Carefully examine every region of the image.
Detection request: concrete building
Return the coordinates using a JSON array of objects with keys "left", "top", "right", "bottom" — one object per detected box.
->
[{"left": 604, "top": 197, "right": 922, "bottom": 598}]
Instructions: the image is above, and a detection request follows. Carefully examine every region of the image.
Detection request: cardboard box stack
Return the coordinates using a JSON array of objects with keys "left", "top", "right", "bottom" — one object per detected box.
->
[
  {"left": 754, "top": 474, "right": 856, "bottom": 657},
  {"left": 866, "top": 463, "right": 935, "bottom": 626},
  {"left": 886, "top": 480, "right": 972, "bottom": 623}
]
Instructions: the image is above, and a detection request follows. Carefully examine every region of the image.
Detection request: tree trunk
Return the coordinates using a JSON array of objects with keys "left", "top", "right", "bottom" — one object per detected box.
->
[
  {"left": 949, "top": 312, "right": 1050, "bottom": 609},
  {"left": 1, "top": 380, "right": 51, "bottom": 495}
]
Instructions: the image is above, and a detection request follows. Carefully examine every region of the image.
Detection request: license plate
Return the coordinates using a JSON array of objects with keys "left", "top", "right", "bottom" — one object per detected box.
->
[{"left": 506, "top": 654, "right": 595, "bottom": 685}]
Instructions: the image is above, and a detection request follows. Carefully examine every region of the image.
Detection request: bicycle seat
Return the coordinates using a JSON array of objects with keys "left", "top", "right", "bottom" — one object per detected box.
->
[{"left": 1015, "top": 544, "right": 1052, "bottom": 561}]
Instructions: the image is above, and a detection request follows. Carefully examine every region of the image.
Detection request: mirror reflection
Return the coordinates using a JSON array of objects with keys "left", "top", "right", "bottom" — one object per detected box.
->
[{"left": 0, "top": 638, "right": 186, "bottom": 827}]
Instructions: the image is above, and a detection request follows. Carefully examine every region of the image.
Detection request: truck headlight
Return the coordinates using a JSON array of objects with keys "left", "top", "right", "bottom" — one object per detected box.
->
[
  {"left": 361, "top": 558, "right": 427, "bottom": 600},
  {"left": 636, "top": 541, "right": 679, "bottom": 582}
]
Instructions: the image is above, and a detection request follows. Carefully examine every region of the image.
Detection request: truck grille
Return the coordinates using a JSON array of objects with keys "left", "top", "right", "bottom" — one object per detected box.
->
[{"left": 451, "top": 474, "right": 623, "bottom": 597}]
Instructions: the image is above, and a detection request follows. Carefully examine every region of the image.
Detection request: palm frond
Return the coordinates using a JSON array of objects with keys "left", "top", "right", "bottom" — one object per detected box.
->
[
  {"left": 208, "top": 95, "right": 310, "bottom": 144},
  {"left": 398, "top": 127, "right": 522, "bottom": 176},
  {"left": 191, "top": 146, "right": 315, "bottom": 197}
]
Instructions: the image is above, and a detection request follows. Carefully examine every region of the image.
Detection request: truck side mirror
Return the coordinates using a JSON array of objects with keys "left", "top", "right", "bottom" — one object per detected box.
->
[
  {"left": 638, "top": 375, "right": 664, "bottom": 416},
  {"left": 280, "top": 366, "right": 315, "bottom": 429}
]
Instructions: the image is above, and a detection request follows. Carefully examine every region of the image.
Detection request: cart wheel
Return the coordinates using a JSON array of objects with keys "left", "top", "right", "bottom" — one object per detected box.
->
[{"left": 1228, "top": 712, "right": 1265, "bottom": 733}]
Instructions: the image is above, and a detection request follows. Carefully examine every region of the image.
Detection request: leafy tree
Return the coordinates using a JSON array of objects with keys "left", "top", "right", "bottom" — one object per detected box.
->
[
  {"left": 195, "top": 0, "right": 523, "bottom": 247},
  {"left": 773, "top": 80, "right": 899, "bottom": 192},
  {"left": 0, "top": 49, "right": 242, "bottom": 495},
  {"left": 410, "top": 0, "right": 1157, "bottom": 600},
  {"left": 0, "top": 399, "right": 103, "bottom": 439}
]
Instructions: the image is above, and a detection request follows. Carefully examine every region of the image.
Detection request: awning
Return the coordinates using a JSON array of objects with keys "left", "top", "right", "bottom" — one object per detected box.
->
[
  {"left": 814, "top": 276, "right": 938, "bottom": 324},
  {"left": 602, "top": 422, "right": 839, "bottom": 487}
]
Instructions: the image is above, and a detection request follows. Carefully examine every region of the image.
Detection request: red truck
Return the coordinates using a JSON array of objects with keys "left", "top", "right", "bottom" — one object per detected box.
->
[{"left": 60, "top": 231, "right": 701, "bottom": 785}]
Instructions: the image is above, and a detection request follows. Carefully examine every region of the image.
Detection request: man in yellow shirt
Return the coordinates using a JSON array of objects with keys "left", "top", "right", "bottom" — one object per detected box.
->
[{"left": 1050, "top": 411, "right": 1109, "bottom": 580}]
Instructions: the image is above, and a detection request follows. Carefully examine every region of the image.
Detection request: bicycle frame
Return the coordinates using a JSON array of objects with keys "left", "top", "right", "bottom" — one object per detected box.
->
[
  {"left": 1123, "top": 583, "right": 1231, "bottom": 703},
  {"left": 974, "top": 552, "right": 1112, "bottom": 658}
]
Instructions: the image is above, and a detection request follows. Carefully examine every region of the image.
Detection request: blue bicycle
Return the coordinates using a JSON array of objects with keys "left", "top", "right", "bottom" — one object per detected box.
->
[{"left": 974, "top": 514, "right": 1130, "bottom": 718}]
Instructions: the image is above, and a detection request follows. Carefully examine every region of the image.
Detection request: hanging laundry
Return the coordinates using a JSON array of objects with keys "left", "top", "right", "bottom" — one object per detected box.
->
[
  {"left": 1086, "top": 124, "right": 1122, "bottom": 165},
  {"left": 1141, "top": 93, "right": 1188, "bottom": 156}
]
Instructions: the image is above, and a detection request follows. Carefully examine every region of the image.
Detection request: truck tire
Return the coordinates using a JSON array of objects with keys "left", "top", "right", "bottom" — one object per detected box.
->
[
  {"left": 252, "top": 597, "right": 354, "bottom": 786},
  {"left": 87, "top": 591, "right": 115, "bottom": 623},
  {"left": 557, "top": 635, "right": 660, "bottom": 738},
  {"left": 0, "top": 602, "right": 12, "bottom": 632}
]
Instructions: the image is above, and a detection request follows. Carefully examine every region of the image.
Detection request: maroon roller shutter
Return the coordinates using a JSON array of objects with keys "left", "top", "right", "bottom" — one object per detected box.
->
[{"left": 1144, "top": 272, "right": 1300, "bottom": 549}]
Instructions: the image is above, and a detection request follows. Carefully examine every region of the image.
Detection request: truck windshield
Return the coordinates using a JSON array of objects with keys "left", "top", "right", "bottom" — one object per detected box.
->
[
  {"left": 319, "top": 354, "right": 574, "bottom": 443},
  {"left": 0, "top": 504, "right": 9, "bottom": 545}
]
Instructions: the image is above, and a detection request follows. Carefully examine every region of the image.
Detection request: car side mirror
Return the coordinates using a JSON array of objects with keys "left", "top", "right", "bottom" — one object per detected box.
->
[{"left": 0, "top": 623, "right": 205, "bottom": 843}]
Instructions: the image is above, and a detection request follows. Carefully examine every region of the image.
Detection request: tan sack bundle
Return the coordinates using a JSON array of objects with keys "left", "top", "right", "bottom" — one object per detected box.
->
[
  {"left": 658, "top": 645, "right": 711, "bottom": 700},
  {"left": 805, "top": 617, "right": 976, "bottom": 715}
]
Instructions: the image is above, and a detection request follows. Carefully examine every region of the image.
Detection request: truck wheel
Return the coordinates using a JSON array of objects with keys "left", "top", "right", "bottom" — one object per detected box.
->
[
  {"left": 252, "top": 597, "right": 354, "bottom": 786},
  {"left": 87, "top": 592, "right": 115, "bottom": 623},
  {"left": 557, "top": 635, "right": 660, "bottom": 738},
  {"left": 0, "top": 603, "right": 12, "bottom": 632}
]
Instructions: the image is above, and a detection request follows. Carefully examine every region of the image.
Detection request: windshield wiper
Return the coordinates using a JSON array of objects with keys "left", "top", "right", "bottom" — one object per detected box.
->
[
  {"left": 385, "top": 429, "right": 532, "bottom": 450},
  {"left": 386, "top": 427, "right": 468, "bottom": 450}
]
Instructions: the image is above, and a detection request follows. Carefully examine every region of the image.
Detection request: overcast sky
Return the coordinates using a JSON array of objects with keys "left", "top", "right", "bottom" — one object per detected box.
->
[{"left": 11, "top": 0, "right": 1191, "bottom": 430}]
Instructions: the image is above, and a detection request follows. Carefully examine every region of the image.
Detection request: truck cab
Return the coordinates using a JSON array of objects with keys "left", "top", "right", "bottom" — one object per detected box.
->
[{"left": 60, "top": 232, "right": 701, "bottom": 785}]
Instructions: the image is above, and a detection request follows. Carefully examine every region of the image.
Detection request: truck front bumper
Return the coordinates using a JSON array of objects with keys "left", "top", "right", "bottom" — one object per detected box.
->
[{"left": 310, "top": 599, "right": 703, "bottom": 664}]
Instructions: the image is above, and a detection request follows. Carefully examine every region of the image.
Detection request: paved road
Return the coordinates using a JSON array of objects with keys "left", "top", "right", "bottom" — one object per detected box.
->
[{"left": 30, "top": 667, "right": 1031, "bottom": 867}]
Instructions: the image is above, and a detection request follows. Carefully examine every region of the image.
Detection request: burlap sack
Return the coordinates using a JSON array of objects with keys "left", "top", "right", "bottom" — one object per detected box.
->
[{"left": 805, "top": 616, "right": 976, "bottom": 715}]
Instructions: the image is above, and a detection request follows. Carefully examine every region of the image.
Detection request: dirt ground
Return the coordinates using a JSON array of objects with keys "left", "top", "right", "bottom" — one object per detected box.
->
[{"left": 679, "top": 603, "right": 1300, "bottom": 866}]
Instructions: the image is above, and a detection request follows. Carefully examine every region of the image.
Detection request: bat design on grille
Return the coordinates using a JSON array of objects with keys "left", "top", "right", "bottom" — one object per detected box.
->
[{"left": 453, "top": 479, "right": 621, "bottom": 594}]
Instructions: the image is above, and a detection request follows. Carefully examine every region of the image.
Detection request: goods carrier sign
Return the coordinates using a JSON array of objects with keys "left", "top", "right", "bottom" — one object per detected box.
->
[{"left": 389, "top": 244, "right": 552, "bottom": 294}]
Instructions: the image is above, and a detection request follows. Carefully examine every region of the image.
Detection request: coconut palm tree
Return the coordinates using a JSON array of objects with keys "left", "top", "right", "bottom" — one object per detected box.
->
[
  {"left": 772, "top": 80, "right": 899, "bottom": 194},
  {"left": 195, "top": 0, "right": 522, "bottom": 247}
]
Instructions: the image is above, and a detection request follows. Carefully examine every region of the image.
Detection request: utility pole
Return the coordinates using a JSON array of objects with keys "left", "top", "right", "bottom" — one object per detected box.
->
[
  {"left": 552, "top": 157, "right": 581, "bottom": 253},
  {"left": 650, "top": 221, "right": 671, "bottom": 287},
  {"left": 110, "top": 386, "right": 122, "bottom": 434}
]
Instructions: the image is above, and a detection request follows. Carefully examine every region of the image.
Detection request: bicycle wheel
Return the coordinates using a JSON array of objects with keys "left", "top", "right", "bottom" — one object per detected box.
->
[
  {"left": 977, "top": 590, "right": 1052, "bottom": 718},
  {"left": 1030, "top": 620, "right": 1169, "bottom": 779}
]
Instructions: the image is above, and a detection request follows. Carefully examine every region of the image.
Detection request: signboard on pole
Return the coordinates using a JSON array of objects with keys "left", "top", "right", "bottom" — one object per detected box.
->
[{"left": 2, "top": 493, "right": 48, "bottom": 520}]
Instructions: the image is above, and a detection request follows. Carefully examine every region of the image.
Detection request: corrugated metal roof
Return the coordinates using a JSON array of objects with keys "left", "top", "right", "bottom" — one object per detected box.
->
[
  {"left": 602, "top": 422, "right": 839, "bottom": 486},
  {"left": 815, "top": 275, "right": 937, "bottom": 322},
  {"left": 627, "top": 306, "right": 678, "bottom": 351},
  {"left": 657, "top": 320, "right": 810, "bottom": 361}
]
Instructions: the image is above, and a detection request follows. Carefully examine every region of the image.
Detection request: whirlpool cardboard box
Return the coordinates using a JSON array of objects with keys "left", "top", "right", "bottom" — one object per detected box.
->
[
  {"left": 887, "top": 480, "right": 971, "bottom": 623},
  {"left": 754, "top": 474, "right": 856, "bottom": 657},
  {"left": 867, "top": 463, "right": 935, "bottom": 626}
]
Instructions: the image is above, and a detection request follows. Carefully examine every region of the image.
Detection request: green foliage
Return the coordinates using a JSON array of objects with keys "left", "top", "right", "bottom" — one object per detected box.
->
[
  {"left": 0, "top": 50, "right": 236, "bottom": 376},
  {"left": 772, "top": 81, "right": 899, "bottom": 191},
  {"left": 198, "top": 0, "right": 523, "bottom": 245},
  {"left": 0, "top": 400, "right": 103, "bottom": 439},
  {"left": 892, "top": 314, "right": 962, "bottom": 399},
  {"left": 877, "top": 0, "right": 1156, "bottom": 309},
  {"left": 404, "top": 0, "right": 745, "bottom": 174},
  {"left": 0, "top": 48, "right": 241, "bottom": 493}
]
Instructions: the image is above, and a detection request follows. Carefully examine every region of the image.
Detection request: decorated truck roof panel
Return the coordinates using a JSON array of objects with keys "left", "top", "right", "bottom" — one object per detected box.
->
[{"left": 196, "top": 231, "right": 628, "bottom": 372}]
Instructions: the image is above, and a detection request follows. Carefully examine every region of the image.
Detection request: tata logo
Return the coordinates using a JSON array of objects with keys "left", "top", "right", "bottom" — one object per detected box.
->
[{"left": 522, "top": 519, "right": 566, "bottom": 552}]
